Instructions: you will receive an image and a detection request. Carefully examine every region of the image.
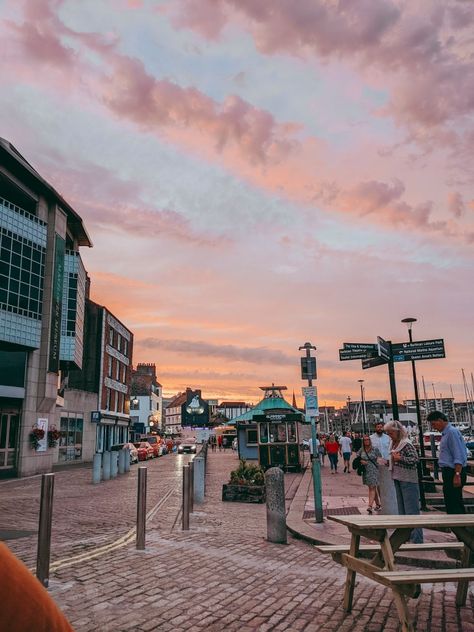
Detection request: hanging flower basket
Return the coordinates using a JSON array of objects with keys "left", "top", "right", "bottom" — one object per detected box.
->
[
  {"left": 48, "top": 426, "right": 61, "bottom": 448},
  {"left": 29, "top": 426, "right": 45, "bottom": 450}
]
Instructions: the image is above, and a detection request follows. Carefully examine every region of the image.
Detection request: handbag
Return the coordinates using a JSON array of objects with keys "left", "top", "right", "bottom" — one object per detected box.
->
[{"left": 352, "top": 456, "right": 365, "bottom": 476}]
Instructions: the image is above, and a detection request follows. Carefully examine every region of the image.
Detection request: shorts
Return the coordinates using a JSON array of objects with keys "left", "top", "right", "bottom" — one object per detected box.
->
[{"left": 342, "top": 452, "right": 351, "bottom": 461}]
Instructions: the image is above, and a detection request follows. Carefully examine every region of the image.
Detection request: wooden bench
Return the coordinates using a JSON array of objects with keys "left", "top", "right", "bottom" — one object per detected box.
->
[
  {"left": 374, "top": 569, "right": 474, "bottom": 604},
  {"left": 316, "top": 542, "right": 464, "bottom": 554}
]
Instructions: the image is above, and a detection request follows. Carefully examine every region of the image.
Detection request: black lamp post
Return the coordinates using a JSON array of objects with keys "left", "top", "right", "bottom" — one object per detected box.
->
[{"left": 358, "top": 379, "right": 367, "bottom": 434}]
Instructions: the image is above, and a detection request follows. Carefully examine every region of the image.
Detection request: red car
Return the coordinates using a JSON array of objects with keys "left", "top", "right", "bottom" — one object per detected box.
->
[
  {"left": 134, "top": 441, "right": 154, "bottom": 461},
  {"left": 143, "top": 435, "right": 162, "bottom": 458}
]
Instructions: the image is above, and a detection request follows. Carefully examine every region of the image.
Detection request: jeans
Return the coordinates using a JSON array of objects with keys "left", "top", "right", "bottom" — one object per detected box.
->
[
  {"left": 441, "top": 467, "right": 467, "bottom": 514},
  {"left": 394, "top": 479, "right": 423, "bottom": 543},
  {"left": 328, "top": 453, "right": 338, "bottom": 470}
]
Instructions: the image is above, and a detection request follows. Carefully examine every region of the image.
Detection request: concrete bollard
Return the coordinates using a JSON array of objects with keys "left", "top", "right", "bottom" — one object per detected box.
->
[
  {"left": 182, "top": 465, "right": 190, "bottom": 530},
  {"left": 92, "top": 453, "right": 102, "bottom": 484},
  {"left": 118, "top": 449, "right": 125, "bottom": 474},
  {"left": 193, "top": 456, "right": 205, "bottom": 503},
  {"left": 111, "top": 451, "right": 118, "bottom": 478},
  {"left": 124, "top": 448, "right": 130, "bottom": 472},
  {"left": 265, "top": 467, "right": 287, "bottom": 544},
  {"left": 189, "top": 460, "right": 194, "bottom": 514},
  {"left": 136, "top": 467, "right": 147, "bottom": 550},
  {"left": 102, "top": 451, "right": 111, "bottom": 481}
]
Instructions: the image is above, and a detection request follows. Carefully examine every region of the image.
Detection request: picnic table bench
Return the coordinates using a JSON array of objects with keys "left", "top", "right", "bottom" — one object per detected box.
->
[{"left": 316, "top": 514, "right": 474, "bottom": 632}]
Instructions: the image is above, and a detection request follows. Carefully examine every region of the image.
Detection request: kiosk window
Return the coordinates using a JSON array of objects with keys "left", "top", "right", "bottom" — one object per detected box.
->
[
  {"left": 269, "top": 422, "right": 286, "bottom": 443},
  {"left": 287, "top": 422, "right": 297, "bottom": 443},
  {"left": 259, "top": 423, "right": 269, "bottom": 443},
  {"left": 246, "top": 429, "right": 258, "bottom": 445}
]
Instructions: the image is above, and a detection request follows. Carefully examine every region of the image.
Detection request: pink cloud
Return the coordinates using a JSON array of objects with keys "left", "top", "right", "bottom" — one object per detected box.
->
[{"left": 447, "top": 192, "right": 464, "bottom": 218}]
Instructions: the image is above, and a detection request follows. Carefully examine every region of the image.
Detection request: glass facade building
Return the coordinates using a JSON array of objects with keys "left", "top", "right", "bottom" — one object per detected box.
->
[{"left": 60, "top": 251, "right": 86, "bottom": 368}]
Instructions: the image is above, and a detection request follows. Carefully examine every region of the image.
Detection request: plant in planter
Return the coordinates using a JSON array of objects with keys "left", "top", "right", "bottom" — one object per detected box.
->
[
  {"left": 222, "top": 459, "right": 266, "bottom": 503},
  {"left": 29, "top": 426, "right": 45, "bottom": 450},
  {"left": 48, "top": 426, "right": 61, "bottom": 448}
]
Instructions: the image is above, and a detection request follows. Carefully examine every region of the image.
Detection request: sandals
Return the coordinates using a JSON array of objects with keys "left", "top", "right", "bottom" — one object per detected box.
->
[
  {"left": 367, "top": 507, "right": 373, "bottom": 515},
  {"left": 375, "top": 504, "right": 382, "bottom": 511}
]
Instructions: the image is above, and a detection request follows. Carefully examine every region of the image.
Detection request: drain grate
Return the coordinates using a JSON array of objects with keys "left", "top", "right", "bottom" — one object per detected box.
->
[
  {"left": 0, "top": 529, "right": 36, "bottom": 541},
  {"left": 303, "top": 506, "right": 360, "bottom": 519}
]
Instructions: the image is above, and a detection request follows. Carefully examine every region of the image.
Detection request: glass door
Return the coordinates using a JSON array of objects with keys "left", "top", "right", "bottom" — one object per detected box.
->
[{"left": 0, "top": 413, "right": 19, "bottom": 469}]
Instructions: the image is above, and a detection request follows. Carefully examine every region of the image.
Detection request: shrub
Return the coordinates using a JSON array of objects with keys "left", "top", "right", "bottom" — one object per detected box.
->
[{"left": 229, "top": 459, "right": 265, "bottom": 487}]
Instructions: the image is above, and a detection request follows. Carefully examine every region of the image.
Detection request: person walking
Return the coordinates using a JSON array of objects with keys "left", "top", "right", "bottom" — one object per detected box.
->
[
  {"left": 352, "top": 432, "right": 362, "bottom": 453},
  {"left": 427, "top": 411, "right": 467, "bottom": 513},
  {"left": 370, "top": 421, "right": 398, "bottom": 514},
  {"left": 217, "top": 434, "right": 223, "bottom": 452},
  {"left": 308, "top": 435, "right": 319, "bottom": 463},
  {"left": 325, "top": 434, "right": 340, "bottom": 474},
  {"left": 385, "top": 420, "right": 423, "bottom": 543},
  {"left": 358, "top": 435, "right": 381, "bottom": 514},
  {"left": 339, "top": 431, "right": 352, "bottom": 473},
  {"left": 318, "top": 436, "right": 326, "bottom": 466}
]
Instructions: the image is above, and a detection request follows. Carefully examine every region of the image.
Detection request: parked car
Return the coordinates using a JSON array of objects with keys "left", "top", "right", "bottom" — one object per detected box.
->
[
  {"left": 141, "top": 435, "right": 163, "bottom": 458},
  {"left": 134, "top": 441, "right": 154, "bottom": 461},
  {"left": 465, "top": 440, "right": 474, "bottom": 460},
  {"left": 178, "top": 440, "right": 197, "bottom": 454},
  {"left": 111, "top": 442, "right": 139, "bottom": 464}
]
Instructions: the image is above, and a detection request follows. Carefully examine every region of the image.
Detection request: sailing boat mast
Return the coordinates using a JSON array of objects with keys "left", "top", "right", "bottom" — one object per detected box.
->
[{"left": 461, "top": 369, "right": 473, "bottom": 428}]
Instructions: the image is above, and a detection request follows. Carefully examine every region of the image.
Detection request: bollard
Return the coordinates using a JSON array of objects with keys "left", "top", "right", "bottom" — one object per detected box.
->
[
  {"left": 265, "top": 467, "right": 287, "bottom": 544},
  {"left": 182, "top": 464, "right": 190, "bottom": 531},
  {"left": 36, "top": 473, "right": 55, "bottom": 587},
  {"left": 193, "top": 457, "right": 205, "bottom": 503},
  {"left": 136, "top": 467, "right": 147, "bottom": 550},
  {"left": 92, "top": 453, "right": 102, "bottom": 484},
  {"left": 118, "top": 449, "right": 125, "bottom": 474},
  {"left": 102, "top": 451, "right": 111, "bottom": 481},
  {"left": 430, "top": 434, "right": 439, "bottom": 479},
  {"left": 189, "top": 459, "right": 194, "bottom": 514},
  {"left": 110, "top": 451, "right": 118, "bottom": 478},
  {"left": 124, "top": 448, "right": 130, "bottom": 472}
]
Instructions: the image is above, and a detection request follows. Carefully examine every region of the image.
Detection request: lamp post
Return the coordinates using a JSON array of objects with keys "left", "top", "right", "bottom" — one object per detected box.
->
[
  {"left": 347, "top": 396, "right": 352, "bottom": 428},
  {"left": 358, "top": 380, "right": 367, "bottom": 435},
  {"left": 299, "top": 342, "right": 323, "bottom": 523},
  {"left": 402, "top": 317, "right": 427, "bottom": 510}
]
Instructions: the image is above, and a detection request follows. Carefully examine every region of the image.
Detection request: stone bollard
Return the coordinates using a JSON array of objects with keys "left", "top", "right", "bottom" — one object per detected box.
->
[
  {"left": 265, "top": 467, "right": 287, "bottom": 544},
  {"left": 111, "top": 451, "right": 118, "bottom": 478},
  {"left": 92, "top": 453, "right": 102, "bottom": 484},
  {"left": 124, "top": 448, "right": 130, "bottom": 472},
  {"left": 193, "top": 456, "right": 205, "bottom": 503},
  {"left": 102, "top": 451, "right": 111, "bottom": 481},
  {"left": 118, "top": 449, "right": 125, "bottom": 474}
]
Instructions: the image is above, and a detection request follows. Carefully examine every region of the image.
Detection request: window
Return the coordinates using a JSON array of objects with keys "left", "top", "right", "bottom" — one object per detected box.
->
[
  {"left": 246, "top": 429, "right": 258, "bottom": 446},
  {"left": 269, "top": 422, "right": 286, "bottom": 443},
  {"left": 123, "top": 339, "right": 128, "bottom": 356},
  {"left": 58, "top": 414, "right": 83, "bottom": 462},
  {"left": 259, "top": 423, "right": 268, "bottom": 444},
  {"left": 115, "top": 360, "right": 121, "bottom": 381},
  {"left": 106, "top": 388, "right": 111, "bottom": 410},
  {"left": 109, "top": 328, "right": 114, "bottom": 346},
  {"left": 287, "top": 422, "right": 297, "bottom": 443},
  {"left": 107, "top": 356, "right": 112, "bottom": 378},
  {"left": 117, "top": 333, "right": 122, "bottom": 352}
]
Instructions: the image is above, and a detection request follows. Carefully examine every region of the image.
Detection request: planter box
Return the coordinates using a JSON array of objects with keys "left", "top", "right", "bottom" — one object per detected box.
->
[{"left": 222, "top": 484, "right": 266, "bottom": 503}]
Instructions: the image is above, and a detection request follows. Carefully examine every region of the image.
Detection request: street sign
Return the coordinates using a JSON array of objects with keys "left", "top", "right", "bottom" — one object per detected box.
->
[
  {"left": 301, "top": 356, "right": 316, "bottom": 380},
  {"left": 377, "top": 336, "right": 391, "bottom": 362},
  {"left": 391, "top": 339, "right": 445, "bottom": 363},
  {"left": 339, "top": 348, "right": 376, "bottom": 361},
  {"left": 362, "top": 356, "right": 387, "bottom": 370},
  {"left": 304, "top": 386, "right": 319, "bottom": 421},
  {"left": 343, "top": 343, "right": 377, "bottom": 351},
  {"left": 302, "top": 386, "right": 316, "bottom": 396}
]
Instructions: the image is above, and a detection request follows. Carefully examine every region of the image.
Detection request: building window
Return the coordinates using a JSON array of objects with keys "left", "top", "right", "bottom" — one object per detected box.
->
[
  {"left": 58, "top": 414, "right": 83, "bottom": 462},
  {"left": 107, "top": 355, "right": 112, "bottom": 378},
  {"left": 109, "top": 328, "right": 114, "bottom": 346},
  {"left": 115, "top": 360, "right": 121, "bottom": 381},
  {"left": 246, "top": 429, "right": 258, "bottom": 446},
  {"left": 123, "top": 338, "right": 128, "bottom": 356},
  {"left": 117, "top": 333, "right": 122, "bottom": 352},
  {"left": 106, "top": 388, "right": 111, "bottom": 410}
]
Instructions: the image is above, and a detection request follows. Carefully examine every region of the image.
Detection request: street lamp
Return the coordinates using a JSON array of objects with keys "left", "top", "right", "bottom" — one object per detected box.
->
[
  {"left": 358, "top": 379, "right": 367, "bottom": 435},
  {"left": 347, "top": 395, "right": 352, "bottom": 428},
  {"left": 402, "top": 317, "right": 427, "bottom": 510}
]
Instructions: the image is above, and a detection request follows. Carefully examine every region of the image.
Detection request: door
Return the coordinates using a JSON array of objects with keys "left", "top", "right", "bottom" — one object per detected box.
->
[{"left": 0, "top": 413, "right": 19, "bottom": 470}]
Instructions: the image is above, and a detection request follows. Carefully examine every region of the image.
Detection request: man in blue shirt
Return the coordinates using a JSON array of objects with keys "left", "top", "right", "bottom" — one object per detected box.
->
[{"left": 427, "top": 411, "right": 467, "bottom": 513}]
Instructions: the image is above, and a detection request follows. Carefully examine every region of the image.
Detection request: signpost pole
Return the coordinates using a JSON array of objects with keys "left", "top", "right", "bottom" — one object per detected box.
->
[
  {"left": 387, "top": 342, "right": 399, "bottom": 421},
  {"left": 300, "top": 343, "right": 323, "bottom": 523}
]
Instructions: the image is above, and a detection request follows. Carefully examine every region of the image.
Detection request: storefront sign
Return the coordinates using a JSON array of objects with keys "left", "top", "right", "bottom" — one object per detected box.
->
[
  {"left": 48, "top": 234, "right": 65, "bottom": 373},
  {"left": 91, "top": 411, "right": 102, "bottom": 423}
]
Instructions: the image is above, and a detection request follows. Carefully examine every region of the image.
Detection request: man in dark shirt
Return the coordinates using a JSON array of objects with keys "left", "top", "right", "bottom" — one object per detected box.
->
[
  {"left": 352, "top": 432, "right": 362, "bottom": 453},
  {"left": 427, "top": 411, "right": 467, "bottom": 514}
]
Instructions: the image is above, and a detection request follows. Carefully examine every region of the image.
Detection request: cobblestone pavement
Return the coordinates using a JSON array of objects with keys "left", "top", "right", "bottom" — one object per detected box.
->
[{"left": 1, "top": 451, "right": 473, "bottom": 631}]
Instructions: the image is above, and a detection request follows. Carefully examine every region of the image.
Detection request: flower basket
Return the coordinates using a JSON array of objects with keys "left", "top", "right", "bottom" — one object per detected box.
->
[
  {"left": 222, "top": 459, "right": 266, "bottom": 503},
  {"left": 48, "top": 427, "right": 61, "bottom": 448},
  {"left": 29, "top": 426, "right": 45, "bottom": 450}
]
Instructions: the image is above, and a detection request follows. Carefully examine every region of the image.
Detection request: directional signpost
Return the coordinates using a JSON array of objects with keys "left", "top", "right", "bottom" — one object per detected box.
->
[{"left": 392, "top": 339, "right": 445, "bottom": 363}]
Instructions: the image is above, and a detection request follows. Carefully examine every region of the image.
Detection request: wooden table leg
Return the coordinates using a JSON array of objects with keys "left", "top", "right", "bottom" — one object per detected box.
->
[
  {"left": 343, "top": 533, "right": 360, "bottom": 612},
  {"left": 380, "top": 531, "right": 415, "bottom": 632},
  {"left": 455, "top": 544, "right": 471, "bottom": 607},
  {"left": 393, "top": 588, "right": 415, "bottom": 632}
]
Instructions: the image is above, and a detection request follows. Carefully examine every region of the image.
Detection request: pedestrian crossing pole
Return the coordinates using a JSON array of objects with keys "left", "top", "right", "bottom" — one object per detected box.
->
[{"left": 299, "top": 342, "right": 324, "bottom": 523}]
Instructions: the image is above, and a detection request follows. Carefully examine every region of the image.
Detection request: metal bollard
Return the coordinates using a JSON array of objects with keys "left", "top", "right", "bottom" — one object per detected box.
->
[
  {"left": 124, "top": 448, "right": 130, "bottom": 472},
  {"left": 193, "top": 457, "right": 205, "bottom": 503},
  {"left": 265, "top": 467, "right": 287, "bottom": 544},
  {"left": 189, "top": 459, "right": 194, "bottom": 514},
  {"left": 118, "top": 449, "right": 125, "bottom": 474},
  {"left": 102, "top": 451, "right": 111, "bottom": 481},
  {"left": 92, "top": 453, "right": 102, "bottom": 484},
  {"left": 136, "top": 467, "right": 147, "bottom": 550},
  {"left": 182, "top": 464, "right": 190, "bottom": 531},
  {"left": 110, "top": 451, "right": 118, "bottom": 478},
  {"left": 36, "top": 473, "right": 55, "bottom": 587}
]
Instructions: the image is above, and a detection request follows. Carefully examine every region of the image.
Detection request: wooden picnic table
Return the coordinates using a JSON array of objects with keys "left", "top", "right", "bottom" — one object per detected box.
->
[{"left": 319, "top": 514, "right": 474, "bottom": 632}]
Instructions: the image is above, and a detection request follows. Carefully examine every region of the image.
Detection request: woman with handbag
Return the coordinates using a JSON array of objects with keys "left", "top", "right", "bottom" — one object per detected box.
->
[
  {"left": 384, "top": 420, "right": 423, "bottom": 543},
  {"left": 357, "top": 435, "right": 382, "bottom": 514}
]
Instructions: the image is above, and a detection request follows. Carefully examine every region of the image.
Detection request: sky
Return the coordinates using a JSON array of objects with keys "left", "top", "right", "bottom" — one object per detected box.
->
[{"left": 1, "top": 0, "right": 473, "bottom": 406}]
